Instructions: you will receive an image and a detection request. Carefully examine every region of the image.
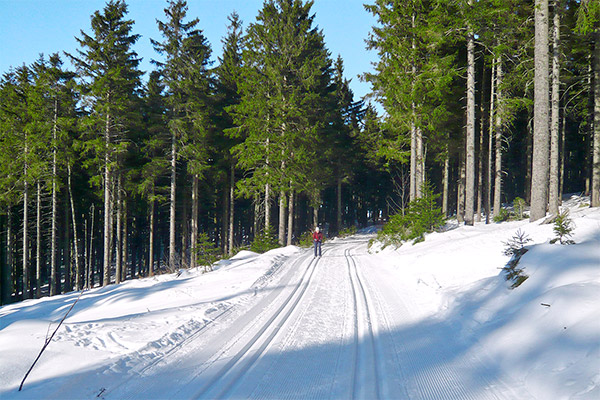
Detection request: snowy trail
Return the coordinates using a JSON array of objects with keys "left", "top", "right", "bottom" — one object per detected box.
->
[{"left": 3, "top": 236, "right": 549, "bottom": 399}]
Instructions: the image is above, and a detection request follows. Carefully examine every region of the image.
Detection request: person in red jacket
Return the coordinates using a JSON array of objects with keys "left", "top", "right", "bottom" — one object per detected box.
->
[{"left": 312, "top": 226, "right": 323, "bottom": 257}]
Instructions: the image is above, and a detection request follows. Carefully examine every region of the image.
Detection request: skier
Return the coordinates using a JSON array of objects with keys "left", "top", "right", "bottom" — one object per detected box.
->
[{"left": 312, "top": 226, "right": 323, "bottom": 257}]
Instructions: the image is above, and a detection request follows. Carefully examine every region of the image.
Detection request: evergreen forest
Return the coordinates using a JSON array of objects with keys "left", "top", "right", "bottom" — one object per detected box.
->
[{"left": 1, "top": 0, "right": 598, "bottom": 304}]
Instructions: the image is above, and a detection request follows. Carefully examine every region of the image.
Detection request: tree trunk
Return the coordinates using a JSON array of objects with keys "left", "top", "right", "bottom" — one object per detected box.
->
[
  {"left": 121, "top": 198, "right": 127, "bottom": 282},
  {"left": 115, "top": 174, "right": 122, "bottom": 284},
  {"left": 169, "top": 128, "right": 177, "bottom": 269},
  {"left": 67, "top": 165, "right": 82, "bottom": 291},
  {"left": 337, "top": 174, "right": 342, "bottom": 232},
  {"left": 88, "top": 204, "right": 95, "bottom": 288},
  {"left": 410, "top": 13, "right": 418, "bottom": 202},
  {"left": 442, "top": 151, "right": 449, "bottom": 218},
  {"left": 410, "top": 122, "right": 417, "bottom": 202},
  {"left": 50, "top": 117, "right": 59, "bottom": 295},
  {"left": 457, "top": 152, "right": 465, "bottom": 223},
  {"left": 592, "top": 29, "right": 600, "bottom": 207},
  {"left": 103, "top": 109, "right": 112, "bottom": 286},
  {"left": 191, "top": 174, "right": 198, "bottom": 269},
  {"left": 63, "top": 198, "right": 71, "bottom": 293},
  {"left": 487, "top": 60, "right": 496, "bottom": 223},
  {"left": 149, "top": 197, "right": 155, "bottom": 277},
  {"left": 23, "top": 140, "right": 30, "bottom": 300},
  {"left": 465, "top": 24, "right": 476, "bottom": 226},
  {"left": 530, "top": 0, "right": 550, "bottom": 222},
  {"left": 228, "top": 164, "right": 235, "bottom": 256},
  {"left": 265, "top": 183, "right": 271, "bottom": 231},
  {"left": 3, "top": 209, "right": 14, "bottom": 304},
  {"left": 36, "top": 182, "right": 42, "bottom": 298},
  {"left": 549, "top": 1, "right": 561, "bottom": 216},
  {"left": 278, "top": 192, "right": 286, "bottom": 245},
  {"left": 287, "top": 190, "right": 294, "bottom": 246},
  {"left": 494, "top": 59, "right": 504, "bottom": 216},
  {"left": 415, "top": 126, "right": 424, "bottom": 198}
]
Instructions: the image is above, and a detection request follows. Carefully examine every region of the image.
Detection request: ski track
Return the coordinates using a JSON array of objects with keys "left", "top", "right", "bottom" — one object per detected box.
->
[
  {"left": 36, "top": 237, "right": 531, "bottom": 400},
  {"left": 345, "top": 247, "right": 382, "bottom": 400},
  {"left": 191, "top": 250, "right": 325, "bottom": 399}
]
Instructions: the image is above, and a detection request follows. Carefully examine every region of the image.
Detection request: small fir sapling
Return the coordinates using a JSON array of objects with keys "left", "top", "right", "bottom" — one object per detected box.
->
[
  {"left": 550, "top": 209, "right": 576, "bottom": 245},
  {"left": 502, "top": 229, "right": 532, "bottom": 288},
  {"left": 195, "top": 232, "right": 221, "bottom": 272}
]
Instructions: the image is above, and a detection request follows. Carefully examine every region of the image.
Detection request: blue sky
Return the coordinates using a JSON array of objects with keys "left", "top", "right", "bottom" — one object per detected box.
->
[{"left": 0, "top": 0, "right": 378, "bottom": 102}]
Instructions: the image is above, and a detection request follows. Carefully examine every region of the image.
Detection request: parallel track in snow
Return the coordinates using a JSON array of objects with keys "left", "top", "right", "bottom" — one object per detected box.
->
[
  {"left": 345, "top": 248, "right": 382, "bottom": 400},
  {"left": 191, "top": 250, "right": 327, "bottom": 399}
]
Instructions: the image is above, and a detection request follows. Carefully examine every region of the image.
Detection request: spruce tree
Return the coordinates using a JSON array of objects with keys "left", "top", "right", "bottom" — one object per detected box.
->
[
  {"left": 152, "top": 0, "right": 213, "bottom": 269},
  {"left": 232, "top": 0, "right": 333, "bottom": 239},
  {"left": 68, "top": 0, "right": 143, "bottom": 285}
]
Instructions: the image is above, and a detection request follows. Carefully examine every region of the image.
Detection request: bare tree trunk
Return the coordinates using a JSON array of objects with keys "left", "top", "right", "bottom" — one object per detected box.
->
[
  {"left": 415, "top": 126, "right": 424, "bottom": 198},
  {"left": 115, "top": 174, "right": 122, "bottom": 284},
  {"left": 278, "top": 192, "right": 286, "bottom": 245},
  {"left": 88, "top": 204, "right": 95, "bottom": 289},
  {"left": 337, "top": 175, "right": 342, "bottom": 232},
  {"left": 5, "top": 209, "right": 14, "bottom": 303},
  {"left": 287, "top": 189, "right": 294, "bottom": 246},
  {"left": 23, "top": 139, "right": 30, "bottom": 300},
  {"left": 121, "top": 198, "right": 127, "bottom": 282},
  {"left": 487, "top": 60, "right": 496, "bottom": 223},
  {"left": 149, "top": 196, "right": 155, "bottom": 277},
  {"left": 531, "top": 0, "right": 550, "bottom": 222},
  {"left": 169, "top": 129, "right": 177, "bottom": 269},
  {"left": 265, "top": 183, "right": 271, "bottom": 231},
  {"left": 181, "top": 181, "right": 188, "bottom": 266},
  {"left": 50, "top": 112, "right": 59, "bottom": 296},
  {"left": 549, "top": 1, "right": 561, "bottom": 215},
  {"left": 592, "top": 30, "right": 600, "bottom": 207},
  {"left": 457, "top": 152, "right": 465, "bottom": 223},
  {"left": 67, "top": 165, "right": 82, "bottom": 290},
  {"left": 494, "top": 59, "right": 504, "bottom": 216},
  {"left": 36, "top": 181, "right": 42, "bottom": 298},
  {"left": 442, "top": 151, "right": 449, "bottom": 218},
  {"left": 103, "top": 108, "right": 112, "bottom": 287},
  {"left": 465, "top": 20, "right": 476, "bottom": 226},
  {"left": 410, "top": 16, "right": 417, "bottom": 202},
  {"left": 228, "top": 164, "right": 235, "bottom": 256},
  {"left": 63, "top": 199, "right": 70, "bottom": 293},
  {"left": 191, "top": 175, "right": 198, "bottom": 269},
  {"left": 410, "top": 123, "right": 417, "bottom": 202}
]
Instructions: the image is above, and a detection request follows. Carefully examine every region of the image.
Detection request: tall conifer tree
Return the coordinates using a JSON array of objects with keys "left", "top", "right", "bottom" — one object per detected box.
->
[{"left": 68, "top": 0, "right": 142, "bottom": 285}]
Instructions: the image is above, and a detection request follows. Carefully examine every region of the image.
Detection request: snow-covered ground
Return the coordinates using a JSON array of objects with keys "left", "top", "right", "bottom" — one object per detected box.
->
[{"left": 1, "top": 196, "right": 599, "bottom": 399}]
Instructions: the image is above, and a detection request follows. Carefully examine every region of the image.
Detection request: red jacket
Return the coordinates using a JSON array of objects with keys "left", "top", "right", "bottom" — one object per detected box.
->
[{"left": 313, "top": 231, "right": 323, "bottom": 242}]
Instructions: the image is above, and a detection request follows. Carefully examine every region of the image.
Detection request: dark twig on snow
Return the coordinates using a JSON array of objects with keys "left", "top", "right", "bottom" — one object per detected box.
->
[{"left": 18, "top": 289, "right": 86, "bottom": 392}]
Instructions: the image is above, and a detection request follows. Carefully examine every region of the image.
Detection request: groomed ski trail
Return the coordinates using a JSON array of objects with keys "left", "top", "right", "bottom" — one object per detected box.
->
[{"left": 40, "top": 236, "right": 528, "bottom": 399}]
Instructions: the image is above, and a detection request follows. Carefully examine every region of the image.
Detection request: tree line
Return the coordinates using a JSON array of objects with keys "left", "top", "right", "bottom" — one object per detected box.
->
[
  {"left": 1, "top": 0, "right": 598, "bottom": 304},
  {"left": 365, "top": 0, "right": 598, "bottom": 225}
]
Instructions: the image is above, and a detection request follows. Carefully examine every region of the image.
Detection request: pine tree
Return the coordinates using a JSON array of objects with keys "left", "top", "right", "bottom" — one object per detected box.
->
[
  {"left": 232, "top": 0, "right": 333, "bottom": 239},
  {"left": 217, "top": 12, "right": 245, "bottom": 256},
  {"left": 68, "top": 0, "right": 143, "bottom": 285},
  {"left": 152, "top": 0, "right": 213, "bottom": 269}
]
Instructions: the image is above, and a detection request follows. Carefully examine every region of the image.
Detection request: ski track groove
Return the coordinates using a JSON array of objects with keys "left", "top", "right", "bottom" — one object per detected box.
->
[
  {"left": 345, "top": 247, "right": 382, "bottom": 400},
  {"left": 191, "top": 250, "right": 328, "bottom": 399}
]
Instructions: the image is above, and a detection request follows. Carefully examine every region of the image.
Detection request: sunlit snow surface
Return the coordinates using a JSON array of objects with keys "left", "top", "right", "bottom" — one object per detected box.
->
[{"left": 1, "top": 196, "right": 599, "bottom": 399}]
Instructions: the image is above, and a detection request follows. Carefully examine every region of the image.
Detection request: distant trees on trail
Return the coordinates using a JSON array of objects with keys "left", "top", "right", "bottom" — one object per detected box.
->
[{"left": 1, "top": 0, "right": 598, "bottom": 304}]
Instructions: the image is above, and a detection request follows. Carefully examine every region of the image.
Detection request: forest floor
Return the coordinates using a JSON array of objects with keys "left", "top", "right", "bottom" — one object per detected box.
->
[{"left": 0, "top": 195, "right": 599, "bottom": 399}]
